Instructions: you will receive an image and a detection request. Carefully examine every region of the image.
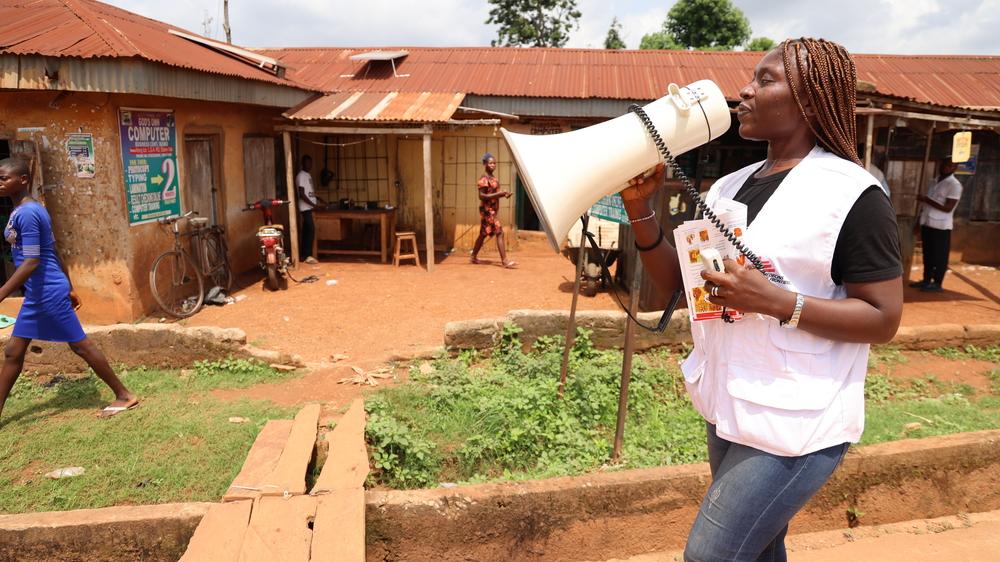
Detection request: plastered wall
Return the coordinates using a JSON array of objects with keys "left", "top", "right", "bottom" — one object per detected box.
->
[{"left": 0, "top": 91, "right": 284, "bottom": 322}]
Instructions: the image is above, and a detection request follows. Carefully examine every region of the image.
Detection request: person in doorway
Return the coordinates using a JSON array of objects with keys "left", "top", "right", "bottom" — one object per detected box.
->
[
  {"left": 470, "top": 152, "right": 516, "bottom": 268},
  {"left": 911, "top": 157, "right": 962, "bottom": 292},
  {"left": 620, "top": 39, "right": 902, "bottom": 561},
  {"left": 0, "top": 157, "right": 138, "bottom": 422},
  {"left": 296, "top": 154, "right": 326, "bottom": 264}
]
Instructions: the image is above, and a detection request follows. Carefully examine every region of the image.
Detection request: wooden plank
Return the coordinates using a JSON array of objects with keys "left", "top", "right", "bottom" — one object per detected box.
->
[
  {"left": 261, "top": 404, "right": 321, "bottom": 497},
  {"left": 311, "top": 399, "right": 368, "bottom": 494},
  {"left": 309, "top": 489, "right": 365, "bottom": 562},
  {"left": 223, "top": 420, "right": 294, "bottom": 502},
  {"left": 238, "top": 496, "right": 316, "bottom": 562},
  {"left": 179, "top": 500, "right": 252, "bottom": 562}
]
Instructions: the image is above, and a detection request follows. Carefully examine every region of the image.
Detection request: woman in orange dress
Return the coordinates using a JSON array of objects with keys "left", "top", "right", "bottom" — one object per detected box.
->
[{"left": 470, "top": 152, "right": 516, "bottom": 268}]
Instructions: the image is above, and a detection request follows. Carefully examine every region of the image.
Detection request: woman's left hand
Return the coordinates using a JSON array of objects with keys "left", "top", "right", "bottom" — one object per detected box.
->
[
  {"left": 701, "top": 258, "right": 789, "bottom": 318},
  {"left": 69, "top": 291, "right": 82, "bottom": 311}
]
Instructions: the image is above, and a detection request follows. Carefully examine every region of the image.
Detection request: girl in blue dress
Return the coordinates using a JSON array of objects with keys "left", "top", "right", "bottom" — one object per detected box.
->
[{"left": 0, "top": 157, "right": 137, "bottom": 422}]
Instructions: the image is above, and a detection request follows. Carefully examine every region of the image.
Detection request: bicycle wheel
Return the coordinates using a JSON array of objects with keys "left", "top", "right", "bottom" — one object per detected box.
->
[
  {"left": 150, "top": 251, "right": 204, "bottom": 318},
  {"left": 203, "top": 231, "right": 233, "bottom": 290}
]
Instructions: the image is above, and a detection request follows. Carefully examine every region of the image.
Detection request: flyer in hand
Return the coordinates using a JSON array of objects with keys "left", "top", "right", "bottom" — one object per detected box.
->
[{"left": 672, "top": 198, "right": 749, "bottom": 322}]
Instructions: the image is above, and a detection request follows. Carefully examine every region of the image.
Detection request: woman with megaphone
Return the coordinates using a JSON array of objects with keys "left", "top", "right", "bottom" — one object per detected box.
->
[{"left": 621, "top": 38, "right": 903, "bottom": 561}]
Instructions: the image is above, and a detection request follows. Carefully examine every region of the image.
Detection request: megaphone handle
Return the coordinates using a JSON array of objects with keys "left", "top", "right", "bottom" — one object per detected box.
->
[
  {"left": 581, "top": 227, "right": 680, "bottom": 333},
  {"left": 628, "top": 104, "right": 786, "bottom": 288}
]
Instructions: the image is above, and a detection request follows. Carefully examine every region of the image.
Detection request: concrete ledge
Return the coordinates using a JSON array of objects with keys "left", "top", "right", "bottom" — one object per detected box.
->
[
  {"left": 365, "top": 430, "right": 1000, "bottom": 561},
  {"left": 445, "top": 311, "right": 1000, "bottom": 353},
  {"left": 0, "top": 323, "right": 303, "bottom": 374},
  {"left": 445, "top": 309, "right": 690, "bottom": 352},
  {"left": 5, "top": 432, "right": 1000, "bottom": 561},
  {"left": 0, "top": 502, "right": 212, "bottom": 562}
]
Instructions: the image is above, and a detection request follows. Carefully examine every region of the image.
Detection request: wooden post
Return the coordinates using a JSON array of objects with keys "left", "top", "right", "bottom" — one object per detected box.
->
[
  {"left": 863, "top": 114, "right": 875, "bottom": 169},
  {"left": 422, "top": 133, "right": 434, "bottom": 272},
  {"left": 611, "top": 254, "right": 642, "bottom": 462},
  {"left": 283, "top": 131, "right": 300, "bottom": 267},
  {"left": 559, "top": 214, "right": 589, "bottom": 398},
  {"left": 917, "top": 123, "right": 936, "bottom": 203}
]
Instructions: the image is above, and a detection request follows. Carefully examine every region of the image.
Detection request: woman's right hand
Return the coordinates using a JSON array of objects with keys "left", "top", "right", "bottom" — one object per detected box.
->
[{"left": 620, "top": 163, "right": 665, "bottom": 204}]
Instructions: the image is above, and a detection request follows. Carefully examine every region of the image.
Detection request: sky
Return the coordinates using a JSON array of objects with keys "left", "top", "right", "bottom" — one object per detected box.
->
[{"left": 104, "top": 0, "right": 1000, "bottom": 55}]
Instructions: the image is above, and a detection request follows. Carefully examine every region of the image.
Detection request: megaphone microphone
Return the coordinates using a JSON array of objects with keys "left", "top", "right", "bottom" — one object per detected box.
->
[{"left": 501, "top": 80, "right": 732, "bottom": 252}]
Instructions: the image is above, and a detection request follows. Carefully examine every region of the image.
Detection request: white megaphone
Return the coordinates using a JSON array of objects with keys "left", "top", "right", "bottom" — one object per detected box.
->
[{"left": 501, "top": 80, "right": 732, "bottom": 252}]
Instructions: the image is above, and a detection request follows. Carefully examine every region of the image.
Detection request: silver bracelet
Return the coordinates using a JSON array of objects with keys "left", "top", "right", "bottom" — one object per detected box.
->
[
  {"left": 780, "top": 293, "right": 805, "bottom": 329},
  {"left": 629, "top": 210, "right": 656, "bottom": 224}
]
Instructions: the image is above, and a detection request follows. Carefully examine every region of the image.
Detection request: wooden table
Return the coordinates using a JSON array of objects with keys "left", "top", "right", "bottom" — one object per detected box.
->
[{"left": 314, "top": 208, "right": 397, "bottom": 263}]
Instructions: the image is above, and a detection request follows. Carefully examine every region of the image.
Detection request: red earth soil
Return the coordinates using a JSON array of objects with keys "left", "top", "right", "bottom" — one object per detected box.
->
[{"left": 191, "top": 236, "right": 998, "bottom": 408}]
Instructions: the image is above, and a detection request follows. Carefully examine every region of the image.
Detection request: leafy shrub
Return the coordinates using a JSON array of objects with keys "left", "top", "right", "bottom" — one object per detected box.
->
[
  {"left": 364, "top": 328, "right": 708, "bottom": 489},
  {"left": 365, "top": 395, "right": 441, "bottom": 489}
]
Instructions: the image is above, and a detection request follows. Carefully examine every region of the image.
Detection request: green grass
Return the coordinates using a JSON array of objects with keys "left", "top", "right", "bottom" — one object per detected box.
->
[
  {"left": 932, "top": 345, "right": 1000, "bottom": 363},
  {"left": 364, "top": 333, "right": 1000, "bottom": 490},
  {"left": 365, "top": 329, "right": 706, "bottom": 489},
  {"left": 0, "top": 359, "right": 298, "bottom": 514}
]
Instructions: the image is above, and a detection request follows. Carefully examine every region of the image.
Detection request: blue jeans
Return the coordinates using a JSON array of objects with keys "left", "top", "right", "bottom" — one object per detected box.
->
[{"left": 684, "top": 424, "right": 849, "bottom": 562}]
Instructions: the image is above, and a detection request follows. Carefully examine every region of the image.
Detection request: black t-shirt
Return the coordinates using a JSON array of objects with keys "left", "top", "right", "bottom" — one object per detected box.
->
[{"left": 732, "top": 168, "right": 902, "bottom": 285}]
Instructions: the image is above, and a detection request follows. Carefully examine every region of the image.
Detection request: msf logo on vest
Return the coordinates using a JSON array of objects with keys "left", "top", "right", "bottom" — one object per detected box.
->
[{"left": 753, "top": 256, "right": 788, "bottom": 286}]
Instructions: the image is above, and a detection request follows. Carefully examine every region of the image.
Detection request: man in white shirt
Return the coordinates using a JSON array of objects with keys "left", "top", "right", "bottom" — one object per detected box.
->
[
  {"left": 911, "top": 157, "right": 962, "bottom": 292},
  {"left": 296, "top": 155, "right": 325, "bottom": 264}
]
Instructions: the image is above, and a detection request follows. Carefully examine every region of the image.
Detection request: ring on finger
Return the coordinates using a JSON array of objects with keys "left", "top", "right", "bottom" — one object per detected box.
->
[{"left": 710, "top": 285, "right": 720, "bottom": 298}]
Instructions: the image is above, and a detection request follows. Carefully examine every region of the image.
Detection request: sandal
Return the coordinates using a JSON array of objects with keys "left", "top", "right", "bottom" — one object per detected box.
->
[
  {"left": 99, "top": 399, "right": 139, "bottom": 418},
  {"left": 470, "top": 256, "right": 481, "bottom": 264},
  {"left": 502, "top": 261, "right": 518, "bottom": 269}
]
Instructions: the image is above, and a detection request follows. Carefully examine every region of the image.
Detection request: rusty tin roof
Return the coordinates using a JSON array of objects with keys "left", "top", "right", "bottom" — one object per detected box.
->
[
  {"left": 0, "top": 0, "right": 309, "bottom": 89},
  {"left": 261, "top": 47, "right": 1000, "bottom": 110},
  {"left": 284, "top": 91, "right": 465, "bottom": 122}
]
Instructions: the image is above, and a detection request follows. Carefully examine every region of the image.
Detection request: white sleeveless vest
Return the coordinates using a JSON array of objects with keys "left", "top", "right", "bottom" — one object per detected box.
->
[{"left": 681, "top": 146, "right": 884, "bottom": 457}]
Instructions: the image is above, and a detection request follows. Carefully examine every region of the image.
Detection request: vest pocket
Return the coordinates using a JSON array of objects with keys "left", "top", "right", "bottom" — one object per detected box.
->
[{"left": 724, "top": 322, "right": 838, "bottom": 411}]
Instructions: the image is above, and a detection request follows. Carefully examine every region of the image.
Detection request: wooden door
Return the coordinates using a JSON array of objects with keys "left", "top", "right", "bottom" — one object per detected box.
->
[
  {"left": 184, "top": 137, "right": 220, "bottom": 225},
  {"left": 397, "top": 138, "right": 444, "bottom": 243},
  {"left": 440, "top": 136, "right": 513, "bottom": 251}
]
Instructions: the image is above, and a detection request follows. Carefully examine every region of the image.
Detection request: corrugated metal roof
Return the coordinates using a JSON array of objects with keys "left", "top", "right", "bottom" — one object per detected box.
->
[
  {"left": 285, "top": 91, "right": 465, "bottom": 122},
  {"left": 260, "top": 46, "right": 1000, "bottom": 110},
  {"left": 0, "top": 0, "right": 312, "bottom": 90}
]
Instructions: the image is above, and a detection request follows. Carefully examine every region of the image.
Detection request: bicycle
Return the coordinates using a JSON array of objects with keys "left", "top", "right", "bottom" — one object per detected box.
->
[{"left": 149, "top": 211, "right": 233, "bottom": 318}]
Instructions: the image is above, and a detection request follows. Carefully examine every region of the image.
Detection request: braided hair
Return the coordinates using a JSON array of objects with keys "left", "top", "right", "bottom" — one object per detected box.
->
[{"left": 779, "top": 38, "right": 862, "bottom": 166}]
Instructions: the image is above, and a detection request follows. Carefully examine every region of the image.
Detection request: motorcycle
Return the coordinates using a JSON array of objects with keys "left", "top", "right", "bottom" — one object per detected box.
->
[{"left": 244, "top": 199, "right": 291, "bottom": 291}]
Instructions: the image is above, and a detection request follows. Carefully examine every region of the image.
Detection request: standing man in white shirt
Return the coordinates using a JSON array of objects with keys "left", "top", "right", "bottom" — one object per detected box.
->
[
  {"left": 911, "top": 157, "right": 962, "bottom": 292},
  {"left": 296, "top": 155, "right": 326, "bottom": 264}
]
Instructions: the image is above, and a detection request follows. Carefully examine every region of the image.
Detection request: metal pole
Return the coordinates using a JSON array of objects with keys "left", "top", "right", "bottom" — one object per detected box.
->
[
  {"left": 558, "top": 214, "right": 589, "bottom": 398},
  {"left": 223, "top": 0, "right": 232, "bottom": 43},
  {"left": 611, "top": 252, "right": 642, "bottom": 462}
]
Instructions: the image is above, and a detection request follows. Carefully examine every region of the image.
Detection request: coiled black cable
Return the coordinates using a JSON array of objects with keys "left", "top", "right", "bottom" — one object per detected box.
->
[{"left": 628, "top": 102, "right": 770, "bottom": 276}]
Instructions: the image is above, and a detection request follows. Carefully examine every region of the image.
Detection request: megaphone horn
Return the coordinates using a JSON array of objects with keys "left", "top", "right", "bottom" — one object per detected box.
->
[{"left": 501, "top": 80, "right": 732, "bottom": 252}]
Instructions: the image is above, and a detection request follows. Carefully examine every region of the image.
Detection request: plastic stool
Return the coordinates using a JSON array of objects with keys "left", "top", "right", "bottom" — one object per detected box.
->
[{"left": 393, "top": 232, "right": 421, "bottom": 268}]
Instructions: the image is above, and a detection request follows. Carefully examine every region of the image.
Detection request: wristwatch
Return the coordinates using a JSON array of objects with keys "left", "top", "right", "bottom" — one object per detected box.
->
[{"left": 781, "top": 293, "right": 805, "bottom": 329}]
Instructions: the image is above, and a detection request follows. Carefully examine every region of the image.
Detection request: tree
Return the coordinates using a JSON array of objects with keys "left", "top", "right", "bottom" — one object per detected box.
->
[
  {"left": 746, "top": 36, "right": 776, "bottom": 51},
  {"left": 604, "top": 17, "right": 626, "bottom": 49},
  {"left": 639, "top": 30, "right": 683, "bottom": 50},
  {"left": 486, "top": 0, "right": 582, "bottom": 48},
  {"left": 641, "top": 0, "right": 751, "bottom": 50}
]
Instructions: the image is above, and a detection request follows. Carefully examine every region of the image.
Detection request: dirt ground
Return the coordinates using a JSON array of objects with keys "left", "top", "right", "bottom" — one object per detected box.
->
[
  {"left": 189, "top": 236, "right": 1000, "bottom": 365},
  {"left": 188, "top": 235, "right": 999, "bottom": 407}
]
